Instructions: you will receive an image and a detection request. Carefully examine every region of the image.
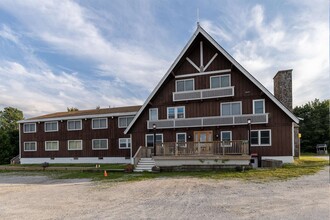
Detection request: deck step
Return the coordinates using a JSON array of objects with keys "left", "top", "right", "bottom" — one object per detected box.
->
[{"left": 134, "top": 158, "right": 155, "bottom": 172}]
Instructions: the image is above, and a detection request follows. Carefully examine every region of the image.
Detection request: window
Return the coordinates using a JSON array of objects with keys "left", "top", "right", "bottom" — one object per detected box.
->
[
  {"left": 92, "top": 139, "right": 108, "bottom": 150},
  {"left": 145, "top": 134, "right": 163, "bottom": 147},
  {"left": 253, "top": 99, "right": 265, "bottom": 114},
  {"left": 24, "top": 142, "right": 37, "bottom": 151},
  {"left": 149, "top": 108, "right": 158, "bottom": 121},
  {"left": 23, "top": 123, "right": 36, "bottom": 133},
  {"left": 167, "top": 106, "right": 185, "bottom": 119},
  {"left": 250, "top": 130, "right": 271, "bottom": 146},
  {"left": 68, "top": 140, "right": 82, "bottom": 150},
  {"left": 45, "top": 121, "right": 58, "bottom": 132},
  {"left": 119, "top": 138, "right": 131, "bottom": 149},
  {"left": 45, "top": 141, "right": 59, "bottom": 151},
  {"left": 92, "top": 118, "right": 108, "bottom": 129},
  {"left": 210, "top": 75, "right": 230, "bottom": 88},
  {"left": 221, "top": 102, "right": 242, "bottom": 116},
  {"left": 176, "top": 133, "right": 187, "bottom": 147},
  {"left": 118, "top": 116, "right": 134, "bottom": 128},
  {"left": 221, "top": 131, "right": 232, "bottom": 146},
  {"left": 176, "top": 79, "right": 194, "bottom": 92},
  {"left": 67, "top": 120, "right": 82, "bottom": 131}
]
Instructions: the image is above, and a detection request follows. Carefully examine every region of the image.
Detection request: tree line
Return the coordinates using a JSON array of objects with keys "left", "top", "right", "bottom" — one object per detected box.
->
[{"left": 293, "top": 99, "right": 329, "bottom": 153}]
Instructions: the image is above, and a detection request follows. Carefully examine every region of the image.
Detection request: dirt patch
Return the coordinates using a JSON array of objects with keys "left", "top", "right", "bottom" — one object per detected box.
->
[{"left": 0, "top": 167, "right": 329, "bottom": 220}]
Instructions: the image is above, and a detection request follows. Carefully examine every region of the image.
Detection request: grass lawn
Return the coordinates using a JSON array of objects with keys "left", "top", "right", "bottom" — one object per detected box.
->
[{"left": 1, "top": 156, "right": 328, "bottom": 182}]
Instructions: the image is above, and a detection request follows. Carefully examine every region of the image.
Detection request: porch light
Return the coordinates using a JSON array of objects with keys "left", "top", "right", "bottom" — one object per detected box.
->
[
  {"left": 153, "top": 124, "right": 157, "bottom": 156},
  {"left": 247, "top": 119, "right": 251, "bottom": 155}
]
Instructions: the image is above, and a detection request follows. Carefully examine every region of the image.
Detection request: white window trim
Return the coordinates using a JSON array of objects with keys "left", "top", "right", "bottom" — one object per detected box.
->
[
  {"left": 145, "top": 134, "right": 164, "bottom": 147},
  {"left": 23, "top": 123, "right": 36, "bottom": 133},
  {"left": 118, "top": 116, "right": 134, "bottom": 128},
  {"left": 24, "top": 141, "right": 37, "bottom": 151},
  {"left": 221, "top": 131, "right": 232, "bottom": 147},
  {"left": 167, "top": 106, "right": 185, "bottom": 119},
  {"left": 251, "top": 129, "right": 271, "bottom": 146},
  {"left": 210, "top": 74, "right": 231, "bottom": 89},
  {"left": 118, "top": 138, "right": 131, "bottom": 149},
  {"left": 176, "top": 132, "right": 187, "bottom": 148},
  {"left": 220, "top": 101, "right": 242, "bottom": 116},
  {"left": 45, "top": 141, "right": 59, "bottom": 151},
  {"left": 175, "top": 78, "right": 195, "bottom": 92},
  {"left": 67, "top": 120, "right": 82, "bottom": 131},
  {"left": 44, "top": 121, "right": 58, "bottom": 132},
  {"left": 92, "top": 118, "right": 108, "bottom": 129},
  {"left": 149, "top": 108, "right": 159, "bottom": 121},
  {"left": 253, "top": 99, "right": 265, "bottom": 114},
  {"left": 92, "top": 139, "right": 108, "bottom": 150},
  {"left": 67, "top": 140, "right": 83, "bottom": 151}
]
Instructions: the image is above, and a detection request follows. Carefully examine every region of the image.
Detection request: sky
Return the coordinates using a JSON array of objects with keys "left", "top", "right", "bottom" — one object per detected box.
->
[{"left": 0, "top": 0, "right": 328, "bottom": 118}]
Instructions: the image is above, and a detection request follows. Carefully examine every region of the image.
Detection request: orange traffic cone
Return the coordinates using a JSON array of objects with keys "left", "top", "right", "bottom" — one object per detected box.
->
[{"left": 104, "top": 170, "right": 108, "bottom": 177}]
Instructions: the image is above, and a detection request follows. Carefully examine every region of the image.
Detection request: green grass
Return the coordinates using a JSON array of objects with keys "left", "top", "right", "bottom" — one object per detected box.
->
[{"left": 1, "top": 156, "right": 328, "bottom": 182}]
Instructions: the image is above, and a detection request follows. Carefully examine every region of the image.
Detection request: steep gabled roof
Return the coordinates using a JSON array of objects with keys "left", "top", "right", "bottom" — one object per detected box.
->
[
  {"left": 19, "top": 105, "right": 141, "bottom": 123},
  {"left": 125, "top": 25, "right": 299, "bottom": 134}
]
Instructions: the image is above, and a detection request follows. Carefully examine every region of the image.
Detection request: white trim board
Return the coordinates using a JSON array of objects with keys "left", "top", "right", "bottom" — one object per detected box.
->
[
  {"left": 19, "top": 112, "right": 138, "bottom": 123},
  {"left": 124, "top": 25, "right": 298, "bottom": 134},
  {"left": 20, "top": 157, "right": 130, "bottom": 164},
  {"left": 261, "top": 156, "right": 294, "bottom": 164}
]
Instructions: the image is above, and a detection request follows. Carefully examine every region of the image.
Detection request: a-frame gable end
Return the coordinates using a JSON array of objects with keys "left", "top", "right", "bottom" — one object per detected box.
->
[{"left": 125, "top": 25, "right": 298, "bottom": 134}]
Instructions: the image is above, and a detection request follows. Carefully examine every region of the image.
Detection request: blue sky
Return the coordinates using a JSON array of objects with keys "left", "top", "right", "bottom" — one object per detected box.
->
[{"left": 0, "top": 0, "right": 328, "bottom": 118}]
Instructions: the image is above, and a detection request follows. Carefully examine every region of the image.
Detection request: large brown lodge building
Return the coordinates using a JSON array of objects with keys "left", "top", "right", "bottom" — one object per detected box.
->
[{"left": 18, "top": 25, "right": 300, "bottom": 167}]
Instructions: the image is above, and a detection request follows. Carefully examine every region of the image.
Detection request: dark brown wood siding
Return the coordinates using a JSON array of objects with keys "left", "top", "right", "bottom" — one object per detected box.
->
[
  {"left": 20, "top": 117, "right": 131, "bottom": 158},
  {"left": 130, "top": 33, "right": 293, "bottom": 157}
]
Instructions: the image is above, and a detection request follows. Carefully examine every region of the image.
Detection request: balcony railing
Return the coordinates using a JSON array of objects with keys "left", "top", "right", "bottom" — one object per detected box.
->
[
  {"left": 147, "top": 113, "right": 268, "bottom": 129},
  {"left": 173, "top": 86, "right": 234, "bottom": 102},
  {"left": 155, "top": 140, "right": 248, "bottom": 157}
]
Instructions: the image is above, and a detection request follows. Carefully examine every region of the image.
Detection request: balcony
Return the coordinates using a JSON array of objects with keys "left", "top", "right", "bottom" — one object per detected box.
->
[
  {"left": 147, "top": 113, "right": 268, "bottom": 129},
  {"left": 173, "top": 86, "right": 234, "bottom": 102}
]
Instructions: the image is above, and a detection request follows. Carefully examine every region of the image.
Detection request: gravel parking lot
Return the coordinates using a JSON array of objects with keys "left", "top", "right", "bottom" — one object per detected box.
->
[{"left": 0, "top": 167, "right": 329, "bottom": 220}]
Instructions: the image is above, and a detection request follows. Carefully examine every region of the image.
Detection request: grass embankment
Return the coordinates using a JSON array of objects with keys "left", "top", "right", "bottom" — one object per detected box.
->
[{"left": 1, "top": 157, "right": 328, "bottom": 182}]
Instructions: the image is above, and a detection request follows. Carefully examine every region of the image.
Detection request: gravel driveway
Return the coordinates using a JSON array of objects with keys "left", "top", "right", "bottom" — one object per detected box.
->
[{"left": 0, "top": 167, "right": 329, "bottom": 220}]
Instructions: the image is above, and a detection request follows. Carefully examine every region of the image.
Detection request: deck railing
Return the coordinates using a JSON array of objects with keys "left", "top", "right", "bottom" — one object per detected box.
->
[{"left": 155, "top": 140, "right": 249, "bottom": 157}]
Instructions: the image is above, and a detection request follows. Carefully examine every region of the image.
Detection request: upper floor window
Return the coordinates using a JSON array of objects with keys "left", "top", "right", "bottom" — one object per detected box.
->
[
  {"left": 119, "top": 138, "right": 131, "bottom": 149},
  {"left": 253, "top": 99, "right": 265, "bottom": 114},
  {"left": 45, "top": 141, "right": 59, "bottom": 151},
  {"left": 92, "top": 118, "right": 108, "bottom": 129},
  {"left": 167, "top": 106, "right": 185, "bottom": 119},
  {"left": 68, "top": 140, "right": 82, "bottom": 150},
  {"left": 118, "top": 116, "right": 134, "bottom": 128},
  {"left": 251, "top": 130, "right": 271, "bottom": 146},
  {"left": 92, "top": 139, "right": 108, "bottom": 150},
  {"left": 67, "top": 120, "right": 82, "bottom": 131},
  {"left": 45, "top": 121, "right": 58, "bottom": 132},
  {"left": 23, "top": 123, "right": 36, "bottom": 133},
  {"left": 145, "top": 134, "right": 163, "bottom": 147},
  {"left": 24, "top": 142, "right": 37, "bottom": 151},
  {"left": 176, "top": 79, "right": 194, "bottom": 92},
  {"left": 210, "top": 74, "right": 230, "bottom": 89},
  {"left": 221, "top": 102, "right": 242, "bottom": 116},
  {"left": 149, "top": 108, "right": 158, "bottom": 121}
]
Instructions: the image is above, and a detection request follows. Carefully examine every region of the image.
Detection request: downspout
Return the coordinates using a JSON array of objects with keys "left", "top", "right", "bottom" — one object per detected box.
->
[{"left": 130, "top": 134, "right": 133, "bottom": 164}]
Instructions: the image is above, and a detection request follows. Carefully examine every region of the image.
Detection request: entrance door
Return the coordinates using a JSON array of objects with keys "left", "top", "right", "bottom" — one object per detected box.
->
[{"left": 194, "top": 131, "right": 213, "bottom": 154}]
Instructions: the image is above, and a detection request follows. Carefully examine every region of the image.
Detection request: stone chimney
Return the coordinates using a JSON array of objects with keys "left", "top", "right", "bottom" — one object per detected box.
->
[{"left": 273, "top": 69, "right": 293, "bottom": 111}]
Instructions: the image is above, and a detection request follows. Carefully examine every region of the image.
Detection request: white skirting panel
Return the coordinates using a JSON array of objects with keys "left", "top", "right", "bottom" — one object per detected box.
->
[
  {"left": 261, "top": 156, "right": 294, "bottom": 164},
  {"left": 20, "top": 157, "right": 130, "bottom": 164}
]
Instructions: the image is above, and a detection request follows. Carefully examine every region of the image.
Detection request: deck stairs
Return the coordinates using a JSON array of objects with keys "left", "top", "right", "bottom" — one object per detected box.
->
[{"left": 134, "top": 158, "right": 155, "bottom": 172}]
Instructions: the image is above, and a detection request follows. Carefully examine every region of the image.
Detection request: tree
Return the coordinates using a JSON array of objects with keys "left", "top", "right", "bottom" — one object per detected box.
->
[
  {"left": 293, "top": 99, "right": 329, "bottom": 152},
  {"left": 0, "top": 107, "right": 24, "bottom": 164}
]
